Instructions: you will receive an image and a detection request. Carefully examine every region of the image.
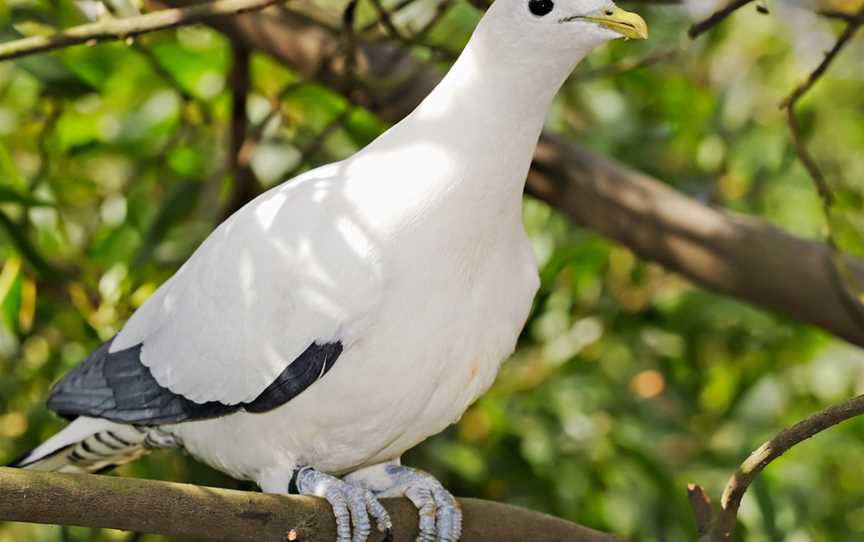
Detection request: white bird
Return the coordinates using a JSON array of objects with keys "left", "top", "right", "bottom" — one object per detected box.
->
[{"left": 10, "top": 1, "right": 646, "bottom": 540}]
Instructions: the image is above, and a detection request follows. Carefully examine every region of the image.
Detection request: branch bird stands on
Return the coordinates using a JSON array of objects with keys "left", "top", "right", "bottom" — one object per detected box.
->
[{"left": 6, "top": 1, "right": 646, "bottom": 541}]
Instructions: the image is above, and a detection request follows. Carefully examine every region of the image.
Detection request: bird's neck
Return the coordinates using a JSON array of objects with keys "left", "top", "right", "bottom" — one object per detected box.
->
[{"left": 407, "top": 26, "right": 587, "bottom": 211}]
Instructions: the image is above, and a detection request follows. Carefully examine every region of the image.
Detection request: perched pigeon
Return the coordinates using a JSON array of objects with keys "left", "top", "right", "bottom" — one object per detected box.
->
[{"left": 10, "top": 1, "right": 646, "bottom": 540}]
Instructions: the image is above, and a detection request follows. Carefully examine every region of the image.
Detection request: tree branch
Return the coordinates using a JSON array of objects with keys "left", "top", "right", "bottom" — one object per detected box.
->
[
  {"left": 0, "top": 0, "right": 289, "bottom": 62},
  {"left": 780, "top": 5, "right": 864, "bottom": 110},
  {"left": 778, "top": 5, "right": 864, "bottom": 335},
  {"left": 157, "top": 0, "right": 864, "bottom": 349},
  {"left": 0, "top": 468, "right": 624, "bottom": 542},
  {"left": 688, "top": 394, "right": 864, "bottom": 541},
  {"left": 688, "top": 0, "right": 755, "bottom": 39},
  {"left": 818, "top": 9, "right": 864, "bottom": 23}
]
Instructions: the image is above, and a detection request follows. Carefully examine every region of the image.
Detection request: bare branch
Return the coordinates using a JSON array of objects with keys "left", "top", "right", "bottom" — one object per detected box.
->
[
  {"left": 693, "top": 394, "right": 864, "bottom": 541},
  {"left": 0, "top": 467, "right": 625, "bottom": 542},
  {"left": 0, "top": 0, "right": 289, "bottom": 62},
  {"left": 779, "top": 5, "right": 864, "bottom": 332},
  {"left": 687, "top": 484, "right": 713, "bottom": 538},
  {"left": 818, "top": 9, "right": 864, "bottom": 23},
  {"left": 367, "top": 0, "right": 408, "bottom": 42},
  {"left": 780, "top": 6, "right": 864, "bottom": 109},
  {"left": 688, "top": 0, "right": 755, "bottom": 39}
]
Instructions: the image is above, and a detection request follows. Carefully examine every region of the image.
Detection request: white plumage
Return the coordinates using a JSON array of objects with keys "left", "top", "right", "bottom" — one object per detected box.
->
[{"left": 14, "top": 1, "right": 646, "bottom": 540}]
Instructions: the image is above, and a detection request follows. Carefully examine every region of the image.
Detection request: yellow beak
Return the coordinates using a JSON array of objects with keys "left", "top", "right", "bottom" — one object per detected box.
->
[{"left": 577, "top": 6, "right": 648, "bottom": 40}]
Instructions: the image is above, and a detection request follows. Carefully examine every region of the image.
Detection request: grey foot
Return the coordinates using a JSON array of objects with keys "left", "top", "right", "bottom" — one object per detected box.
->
[
  {"left": 293, "top": 466, "right": 393, "bottom": 542},
  {"left": 345, "top": 465, "right": 462, "bottom": 542}
]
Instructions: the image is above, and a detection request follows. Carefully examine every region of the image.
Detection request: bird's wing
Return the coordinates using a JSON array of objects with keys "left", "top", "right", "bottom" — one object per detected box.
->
[{"left": 48, "top": 170, "right": 382, "bottom": 423}]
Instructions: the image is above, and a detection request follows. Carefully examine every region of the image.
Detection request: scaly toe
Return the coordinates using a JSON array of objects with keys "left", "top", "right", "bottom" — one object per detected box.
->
[
  {"left": 345, "top": 486, "right": 372, "bottom": 542},
  {"left": 405, "top": 486, "right": 438, "bottom": 542},
  {"left": 295, "top": 466, "right": 367, "bottom": 542},
  {"left": 363, "top": 488, "right": 393, "bottom": 533},
  {"left": 430, "top": 485, "right": 461, "bottom": 542},
  {"left": 323, "top": 486, "right": 353, "bottom": 542}
]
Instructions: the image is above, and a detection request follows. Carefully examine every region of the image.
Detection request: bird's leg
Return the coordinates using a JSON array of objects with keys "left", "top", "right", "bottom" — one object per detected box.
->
[
  {"left": 345, "top": 463, "right": 462, "bottom": 542},
  {"left": 291, "top": 465, "right": 392, "bottom": 542}
]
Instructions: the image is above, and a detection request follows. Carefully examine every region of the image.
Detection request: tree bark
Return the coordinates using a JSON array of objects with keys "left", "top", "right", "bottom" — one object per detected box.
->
[
  {"left": 157, "top": 0, "right": 864, "bottom": 348},
  {"left": 0, "top": 468, "right": 623, "bottom": 542}
]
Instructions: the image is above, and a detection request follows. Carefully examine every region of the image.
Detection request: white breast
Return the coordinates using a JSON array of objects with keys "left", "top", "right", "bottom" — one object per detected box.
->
[{"left": 168, "top": 213, "right": 538, "bottom": 481}]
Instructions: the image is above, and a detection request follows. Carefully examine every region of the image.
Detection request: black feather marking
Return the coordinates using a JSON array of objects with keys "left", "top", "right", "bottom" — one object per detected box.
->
[
  {"left": 106, "top": 431, "right": 130, "bottom": 447},
  {"left": 46, "top": 337, "right": 343, "bottom": 425},
  {"left": 80, "top": 441, "right": 103, "bottom": 457},
  {"left": 245, "top": 342, "right": 342, "bottom": 413},
  {"left": 94, "top": 433, "right": 124, "bottom": 450}
]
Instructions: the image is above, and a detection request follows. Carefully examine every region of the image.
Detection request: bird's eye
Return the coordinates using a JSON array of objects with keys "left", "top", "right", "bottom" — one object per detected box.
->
[{"left": 528, "top": 0, "right": 554, "bottom": 16}]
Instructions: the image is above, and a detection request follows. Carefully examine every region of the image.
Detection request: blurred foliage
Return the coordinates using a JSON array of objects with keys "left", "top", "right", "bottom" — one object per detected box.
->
[{"left": 1, "top": 0, "right": 864, "bottom": 541}]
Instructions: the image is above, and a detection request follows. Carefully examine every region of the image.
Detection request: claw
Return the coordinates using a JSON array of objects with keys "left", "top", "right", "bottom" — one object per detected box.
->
[
  {"left": 293, "top": 466, "right": 395, "bottom": 542},
  {"left": 345, "top": 464, "right": 463, "bottom": 542}
]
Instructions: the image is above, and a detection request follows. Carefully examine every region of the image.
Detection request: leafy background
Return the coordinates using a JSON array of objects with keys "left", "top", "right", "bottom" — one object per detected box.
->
[{"left": 1, "top": 0, "right": 864, "bottom": 540}]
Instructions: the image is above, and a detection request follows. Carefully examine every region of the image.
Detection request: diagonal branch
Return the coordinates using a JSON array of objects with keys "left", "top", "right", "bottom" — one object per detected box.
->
[
  {"left": 818, "top": 9, "right": 864, "bottom": 23},
  {"left": 0, "top": 467, "right": 624, "bottom": 542},
  {"left": 689, "top": 394, "right": 864, "bottom": 541},
  {"left": 780, "top": 5, "right": 864, "bottom": 331},
  {"left": 688, "top": 0, "right": 755, "bottom": 38},
  {"left": 0, "top": 0, "right": 289, "bottom": 62},
  {"left": 780, "top": 5, "right": 864, "bottom": 109}
]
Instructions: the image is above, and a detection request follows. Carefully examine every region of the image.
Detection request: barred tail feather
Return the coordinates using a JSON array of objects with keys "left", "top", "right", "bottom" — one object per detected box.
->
[{"left": 7, "top": 417, "right": 171, "bottom": 474}]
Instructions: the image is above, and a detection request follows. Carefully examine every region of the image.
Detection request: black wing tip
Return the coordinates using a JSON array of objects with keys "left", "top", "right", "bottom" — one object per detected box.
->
[{"left": 45, "top": 339, "right": 344, "bottom": 425}]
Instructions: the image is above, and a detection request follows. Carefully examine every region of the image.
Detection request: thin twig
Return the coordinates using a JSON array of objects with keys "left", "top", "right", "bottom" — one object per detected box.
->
[
  {"left": 780, "top": 5, "right": 864, "bottom": 329},
  {"left": 360, "top": 0, "right": 418, "bottom": 33},
  {"left": 367, "top": 0, "right": 408, "bottom": 41},
  {"left": 694, "top": 394, "right": 864, "bottom": 541},
  {"left": 780, "top": 7, "right": 864, "bottom": 109},
  {"left": 0, "top": 0, "right": 289, "bottom": 62},
  {"left": 688, "top": 0, "right": 755, "bottom": 38},
  {"left": 411, "top": 0, "right": 453, "bottom": 43},
  {"left": 818, "top": 9, "right": 864, "bottom": 23}
]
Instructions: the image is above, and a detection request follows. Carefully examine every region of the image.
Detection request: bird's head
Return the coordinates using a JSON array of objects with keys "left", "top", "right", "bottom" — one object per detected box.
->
[{"left": 476, "top": 0, "right": 648, "bottom": 62}]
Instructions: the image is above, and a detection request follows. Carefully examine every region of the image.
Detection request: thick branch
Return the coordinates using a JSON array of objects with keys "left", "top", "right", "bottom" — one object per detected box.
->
[
  {"left": 689, "top": 394, "right": 864, "bottom": 541},
  {"left": 158, "top": 1, "right": 864, "bottom": 347},
  {"left": 0, "top": 468, "right": 622, "bottom": 542},
  {"left": 0, "top": 0, "right": 288, "bottom": 62},
  {"left": 527, "top": 135, "right": 864, "bottom": 347}
]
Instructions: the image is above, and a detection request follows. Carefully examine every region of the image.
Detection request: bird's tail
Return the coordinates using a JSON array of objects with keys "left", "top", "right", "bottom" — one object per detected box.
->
[{"left": 7, "top": 417, "right": 162, "bottom": 474}]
